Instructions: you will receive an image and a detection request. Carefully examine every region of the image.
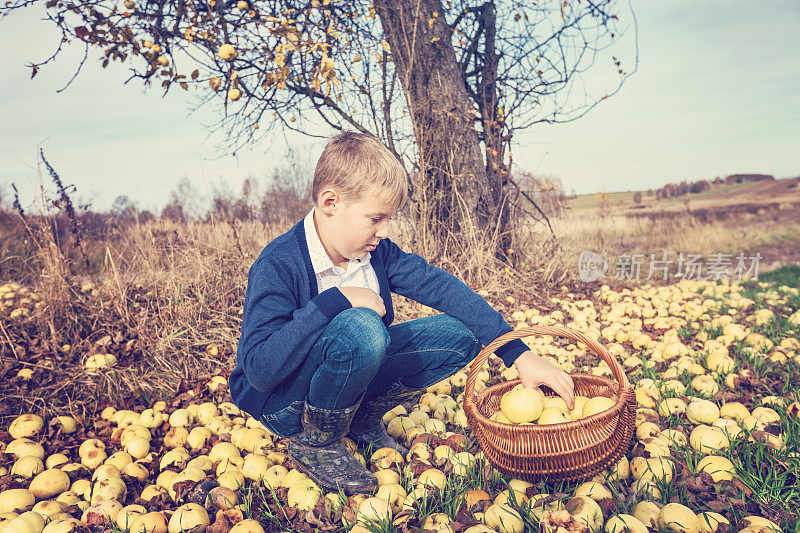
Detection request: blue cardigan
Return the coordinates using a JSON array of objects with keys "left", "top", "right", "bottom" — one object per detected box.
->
[{"left": 229, "top": 219, "right": 529, "bottom": 418}]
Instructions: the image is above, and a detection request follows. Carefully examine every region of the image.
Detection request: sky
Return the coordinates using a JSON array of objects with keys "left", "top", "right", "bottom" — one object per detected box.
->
[{"left": 1, "top": 1, "right": 798, "bottom": 213}]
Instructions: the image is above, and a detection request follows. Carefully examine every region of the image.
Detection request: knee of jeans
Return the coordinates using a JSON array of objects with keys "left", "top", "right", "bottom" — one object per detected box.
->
[
  {"left": 438, "top": 315, "right": 481, "bottom": 358},
  {"left": 333, "top": 307, "right": 389, "bottom": 342},
  {"left": 329, "top": 307, "right": 389, "bottom": 366}
]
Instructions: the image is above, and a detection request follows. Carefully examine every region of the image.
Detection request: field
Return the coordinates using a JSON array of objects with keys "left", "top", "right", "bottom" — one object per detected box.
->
[
  {"left": 1, "top": 183, "right": 800, "bottom": 533},
  {"left": 566, "top": 177, "right": 800, "bottom": 219}
]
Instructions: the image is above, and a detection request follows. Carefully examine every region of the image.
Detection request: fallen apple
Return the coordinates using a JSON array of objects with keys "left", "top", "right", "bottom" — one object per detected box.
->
[
  {"left": 483, "top": 503, "right": 524, "bottom": 533},
  {"left": 657, "top": 503, "right": 698, "bottom": 533}
]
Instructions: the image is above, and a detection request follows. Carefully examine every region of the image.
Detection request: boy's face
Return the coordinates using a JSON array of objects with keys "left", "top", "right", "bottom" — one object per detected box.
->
[{"left": 316, "top": 189, "right": 397, "bottom": 266}]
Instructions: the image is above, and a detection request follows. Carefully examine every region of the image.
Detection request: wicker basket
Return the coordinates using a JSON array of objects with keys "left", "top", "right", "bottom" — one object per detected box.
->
[{"left": 463, "top": 325, "right": 637, "bottom": 483}]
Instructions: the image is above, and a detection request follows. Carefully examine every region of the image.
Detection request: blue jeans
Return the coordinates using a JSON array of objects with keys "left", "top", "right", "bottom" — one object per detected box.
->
[{"left": 259, "top": 307, "right": 481, "bottom": 438}]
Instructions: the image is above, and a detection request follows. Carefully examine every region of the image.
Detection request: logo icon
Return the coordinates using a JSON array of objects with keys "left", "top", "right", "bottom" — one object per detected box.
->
[{"left": 578, "top": 251, "right": 608, "bottom": 282}]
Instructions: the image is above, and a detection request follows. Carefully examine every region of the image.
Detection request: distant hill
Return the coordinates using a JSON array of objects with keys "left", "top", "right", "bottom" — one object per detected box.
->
[
  {"left": 719, "top": 173, "right": 774, "bottom": 184},
  {"left": 566, "top": 176, "right": 800, "bottom": 214}
]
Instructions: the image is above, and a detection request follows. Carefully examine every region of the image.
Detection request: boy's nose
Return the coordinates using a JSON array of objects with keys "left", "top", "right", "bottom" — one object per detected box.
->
[{"left": 375, "top": 221, "right": 390, "bottom": 239}]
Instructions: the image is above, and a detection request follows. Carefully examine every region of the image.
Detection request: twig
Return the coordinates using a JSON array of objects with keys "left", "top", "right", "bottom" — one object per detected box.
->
[{"left": 39, "top": 149, "right": 96, "bottom": 281}]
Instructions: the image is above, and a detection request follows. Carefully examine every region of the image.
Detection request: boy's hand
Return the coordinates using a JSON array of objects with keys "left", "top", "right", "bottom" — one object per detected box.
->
[
  {"left": 513, "top": 350, "right": 575, "bottom": 409},
  {"left": 339, "top": 287, "right": 386, "bottom": 317}
]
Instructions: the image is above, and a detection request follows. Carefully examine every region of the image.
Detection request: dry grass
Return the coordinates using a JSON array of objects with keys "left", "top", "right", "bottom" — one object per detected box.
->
[
  {"left": 529, "top": 209, "right": 800, "bottom": 268},
  {"left": 1, "top": 196, "right": 799, "bottom": 421}
]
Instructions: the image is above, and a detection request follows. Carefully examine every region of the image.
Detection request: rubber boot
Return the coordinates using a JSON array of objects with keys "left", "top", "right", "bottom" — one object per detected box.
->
[
  {"left": 287, "top": 399, "right": 377, "bottom": 495},
  {"left": 347, "top": 381, "right": 424, "bottom": 456}
]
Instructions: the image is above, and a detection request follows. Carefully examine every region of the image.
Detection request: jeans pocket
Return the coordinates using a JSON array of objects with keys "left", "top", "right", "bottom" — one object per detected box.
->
[{"left": 260, "top": 400, "right": 303, "bottom": 438}]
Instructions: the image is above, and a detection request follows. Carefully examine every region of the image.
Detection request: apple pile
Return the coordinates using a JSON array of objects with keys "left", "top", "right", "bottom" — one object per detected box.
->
[
  {"left": 491, "top": 385, "right": 615, "bottom": 426},
  {"left": 0, "top": 283, "right": 43, "bottom": 322},
  {"left": 0, "top": 370, "right": 488, "bottom": 533},
  {"left": 1, "top": 277, "right": 797, "bottom": 533}
]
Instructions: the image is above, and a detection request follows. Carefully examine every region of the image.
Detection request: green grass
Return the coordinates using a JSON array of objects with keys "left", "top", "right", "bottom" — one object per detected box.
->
[
  {"left": 752, "top": 264, "right": 800, "bottom": 288},
  {"left": 664, "top": 181, "right": 756, "bottom": 203},
  {"left": 566, "top": 190, "right": 645, "bottom": 210},
  {"left": 723, "top": 431, "right": 800, "bottom": 522},
  {"left": 565, "top": 181, "right": 761, "bottom": 211}
]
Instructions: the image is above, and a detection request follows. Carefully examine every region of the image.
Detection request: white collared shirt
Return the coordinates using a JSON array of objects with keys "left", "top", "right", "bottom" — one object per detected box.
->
[{"left": 303, "top": 209, "right": 380, "bottom": 296}]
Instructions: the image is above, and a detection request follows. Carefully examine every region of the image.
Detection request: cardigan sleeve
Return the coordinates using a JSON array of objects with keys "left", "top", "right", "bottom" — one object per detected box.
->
[
  {"left": 236, "top": 256, "right": 352, "bottom": 392},
  {"left": 381, "top": 239, "right": 529, "bottom": 367}
]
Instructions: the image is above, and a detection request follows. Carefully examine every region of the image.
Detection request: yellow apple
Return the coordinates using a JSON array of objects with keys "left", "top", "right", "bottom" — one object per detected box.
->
[
  {"left": 606, "top": 456, "right": 630, "bottom": 482},
  {"left": 695, "top": 456, "right": 734, "bottom": 482},
  {"left": 738, "top": 516, "right": 780, "bottom": 533},
  {"left": 490, "top": 411, "right": 513, "bottom": 424},
  {"left": 658, "top": 398, "right": 687, "bottom": 417},
  {"left": 657, "top": 503, "right": 698, "bottom": 533},
  {"left": 689, "top": 425, "right": 730, "bottom": 454},
  {"left": 218, "top": 44, "right": 238, "bottom": 61},
  {"left": 5, "top": 512, "right": 45, "bottom": 533},
  {"left": 605, "top": 514, "right": 649, "bottom": 533},
  {"left": 570, "top": 396, "right": 590, "bottom": 420},
  {"left": 582, "top": 396, "right": 615, "bottom": 418},
  {"left": 573, "top": 481, "right": 612, "bottom": 501},
  {"left": 166, "top": 503, "right": 208, "bottom": 533},
  {"left": 229, "top": 519, "right": 265, "bottom": 533},
  {"left": 421, "top": 513, "right": 453, "bottom": 532},
  {"left": 686, "top": 399, "right": 720, "bottom": 425},
  {"left": 632, "top": 501, "right": 660, "bottom": 530},
  {"left": 483, "top": 504, "right": 524, "bottom": 533},
  {"left": 493, "top": 489, "right": 526, "bottom": 507},
  {"left": 500, "top": 387, "right": 544, "bottom": 424},
  {"left": 719, "top": 402, "right": 749, "bottom": 422},
  {"left": 374, "top": 469, "right": 400, "bottom": 486},
  {"left": 537, "top": 407, "right": 570, "bottom": 425},
  {"left": 9, "top": 415, "right": 44, "bottom": 439},
  {"left": 375, "top": 483, "right": 406, "bottom": 515},
  {"left": 129, "top": 511, "right": 167, "bottom": 533},
  {"left": 565, "top": 496, "right": 604, "bottom": 533},
  {"left": 417, "top": 469, "right": 446, "bottom": 491},
  {"left": 631, "top": 456, "right": 674, "bottom": 483},
  {"left": 370, "top": 448, "right": 404, "bottom": 471},
  {"left": 450, "top": 451, "right": 476, "bottom": 478},
  {"left": 286, "top": 479, "right": 321, "bottom": 511},
  {"left": 543, "top": 396, "right": 569, "bottom": 411},
  {"left": 357, "top": 497, "right": 391, "bottom": 523}
]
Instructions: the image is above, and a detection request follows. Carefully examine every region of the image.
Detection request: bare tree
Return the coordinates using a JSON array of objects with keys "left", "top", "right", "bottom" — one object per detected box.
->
[
  {"left": 161, "top": 177, "right": 199, "bottom": 221},
  {"left": 2, "top": 0, "right": 636, "bottom": 261},
  {"left": 110, "top": 194, "right": 140, "bottom": 223}
]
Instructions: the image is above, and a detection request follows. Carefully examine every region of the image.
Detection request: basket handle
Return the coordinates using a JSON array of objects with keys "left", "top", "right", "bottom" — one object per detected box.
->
[{"left": 463, "top": 325, "right": 631, "bottom": 410}]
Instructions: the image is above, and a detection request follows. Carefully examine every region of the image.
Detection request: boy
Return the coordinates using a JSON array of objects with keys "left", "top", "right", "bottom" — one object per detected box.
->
[{"left": 229, "top": 131, "right": 574, "bottom": 495}]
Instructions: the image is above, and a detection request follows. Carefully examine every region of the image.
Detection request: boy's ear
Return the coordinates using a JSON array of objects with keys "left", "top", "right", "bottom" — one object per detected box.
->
[{"left": 319, "top": 189, "right": 340, "bottom": 214}]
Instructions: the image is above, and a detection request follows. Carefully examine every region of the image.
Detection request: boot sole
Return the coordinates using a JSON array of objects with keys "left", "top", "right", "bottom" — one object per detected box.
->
[{"left": 291, "top": 457, "right": 378, "bottom": 496}]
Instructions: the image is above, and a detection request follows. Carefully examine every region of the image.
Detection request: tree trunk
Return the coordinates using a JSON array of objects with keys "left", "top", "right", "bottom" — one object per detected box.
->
[
  {"left": 475, "top": 2, "right": 516, "bottom": 265},
  {"left": 375, "top": 0, "right": 491, "bottom": 252}
]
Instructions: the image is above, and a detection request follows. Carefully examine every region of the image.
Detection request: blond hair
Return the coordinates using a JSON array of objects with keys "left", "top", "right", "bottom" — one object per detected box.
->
[{"left": 313, "top": 131, "right": 408, "bottom": 210}]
